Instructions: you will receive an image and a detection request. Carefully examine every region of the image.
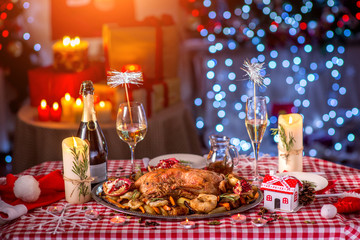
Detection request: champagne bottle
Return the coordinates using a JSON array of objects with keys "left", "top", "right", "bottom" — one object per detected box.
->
[{"left": 77, "top": 80, "right": 108, "bottom": 188}]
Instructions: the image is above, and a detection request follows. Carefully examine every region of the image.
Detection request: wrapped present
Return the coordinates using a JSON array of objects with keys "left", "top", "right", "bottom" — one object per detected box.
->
[
  {"left": 28, "top": 62, "right": 105, "bottom": 107},
  {"left": 103, "top": 15, "right": 179, "bottom": 83},
  {"left": 107, "top": 77, "right": 181, "bottom": 118}
]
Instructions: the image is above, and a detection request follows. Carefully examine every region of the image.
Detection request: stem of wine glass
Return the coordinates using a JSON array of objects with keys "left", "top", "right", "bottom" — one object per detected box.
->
[
  {"left": 252, "top": 141, "right": 261, "bottom": 182},
  {"left": 129, "top": 145, "right": 136, "bottom": 175}
]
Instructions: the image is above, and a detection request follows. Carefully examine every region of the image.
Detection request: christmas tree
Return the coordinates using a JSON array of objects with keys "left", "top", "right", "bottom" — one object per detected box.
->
[{"left": 0, "top": 0, "right": 37, "bottom": 112}]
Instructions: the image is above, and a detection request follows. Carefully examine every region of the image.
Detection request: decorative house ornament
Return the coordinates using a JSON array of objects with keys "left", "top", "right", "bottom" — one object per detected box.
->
[{"left": 260, "top": 175, "right": 302, "bottom": 212}]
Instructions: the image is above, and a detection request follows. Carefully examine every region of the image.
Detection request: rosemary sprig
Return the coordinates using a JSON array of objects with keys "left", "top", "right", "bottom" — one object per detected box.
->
[
  {"left": 70, "top": 144, "right": 90, "bottom": 200},
  {"left": 271, "top": 124, "right": 295, "bottom": 152}
]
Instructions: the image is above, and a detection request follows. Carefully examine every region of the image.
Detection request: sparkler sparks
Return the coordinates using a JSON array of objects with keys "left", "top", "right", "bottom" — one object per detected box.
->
[
  {"left": 242, "top": 60, "right": 266, "bottom": 87},
  {"left": 107, "top": 70, "right": 143, "bottom": 88}
]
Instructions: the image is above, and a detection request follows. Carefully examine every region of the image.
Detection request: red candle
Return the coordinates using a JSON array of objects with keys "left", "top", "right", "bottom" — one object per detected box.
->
[
  {"left": 50, "top": 102, "right": 62, "bottom": 121},
  {"left": 38, "top": 99, "right": 50, "bottom": 121}
]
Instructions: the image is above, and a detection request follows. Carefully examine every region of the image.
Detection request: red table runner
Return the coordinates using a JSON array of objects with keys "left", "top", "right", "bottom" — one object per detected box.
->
[{"left": 1, "top": 157, "right": 360, "bottom": 239}]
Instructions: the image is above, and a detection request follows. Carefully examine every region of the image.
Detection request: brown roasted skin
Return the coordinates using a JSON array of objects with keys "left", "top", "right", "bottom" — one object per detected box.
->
[{"left": 134, "top": 167, "right": 225, "bottom": 199}]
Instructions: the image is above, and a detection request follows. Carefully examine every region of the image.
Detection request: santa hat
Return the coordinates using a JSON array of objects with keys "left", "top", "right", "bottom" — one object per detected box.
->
[{"left": 0, "top": 170, "right": 65, "bottom": 224}]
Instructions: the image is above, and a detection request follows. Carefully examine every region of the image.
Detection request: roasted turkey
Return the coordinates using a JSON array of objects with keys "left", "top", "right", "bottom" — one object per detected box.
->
[{"left": 134, "top": 167, "right": 226, "bottom": 199}]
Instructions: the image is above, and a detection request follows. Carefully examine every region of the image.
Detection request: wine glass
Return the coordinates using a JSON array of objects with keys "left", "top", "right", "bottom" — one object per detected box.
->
[
  {"left": 116, "top": 102, "right": 147, "bottom": 178},
  {"left": 245, "top": 96, "right": 268, "bottom": 185}
]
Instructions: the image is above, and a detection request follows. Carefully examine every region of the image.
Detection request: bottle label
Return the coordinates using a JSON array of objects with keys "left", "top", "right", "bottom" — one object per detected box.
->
[{"left": 90, "top": 162, "right": 107, "bottom": 184}]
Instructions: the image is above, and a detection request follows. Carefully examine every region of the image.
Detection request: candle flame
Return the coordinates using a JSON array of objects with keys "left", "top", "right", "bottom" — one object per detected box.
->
[
  {"left": 99, "top": 101, "right": 105, "bottom": 108},
  {"left": 63, "top": 36, "right": 80, "bottom": 47},
  {"left": 65, "top": 93, "right": 71, "bottom": 101},
  {"left": 40, "top": 99, "right": 47, "bottom": 109},
  {"left": 53, "top": 102, "right": 59, "bottom": 110},
  {"left": 72, "top": 137, "right": 77, "bottom": 148},
  {"left": 63, "top": 36, "right": 71, "bottom": 46},
  {"left": 289, "top": 116, "right": 293, "bottom": 124},
  {"left": 238, "top": 214, "right": 240, "bottom": 217},
  {"left": 76, "top": 98, "right": 82, "bottom": 106},
  {"left": 185, "top": 218, "right": 189, "bottom": 223},
  {"left": 74, "top": 36, "right": 80, "bottom": 45},
  {"left": 70, "top": 40, "right": 76, "bottom": 47}
]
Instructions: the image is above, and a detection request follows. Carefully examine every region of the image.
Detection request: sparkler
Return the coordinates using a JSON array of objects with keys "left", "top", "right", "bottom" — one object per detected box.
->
[
  {"left": 107, "top": 70, "right": 143, "bottom": 122},
  {"left": 241, "top": 60, "right": 266, "bottom": 97},
  {"left": 242, "top": 59, "right": 266, "bottom": 144}
]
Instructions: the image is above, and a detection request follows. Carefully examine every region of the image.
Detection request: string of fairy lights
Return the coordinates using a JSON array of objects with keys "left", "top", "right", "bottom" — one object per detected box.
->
[
  {"left": 190, "top": 0, "right": 360, "bottom": 158},
  {"left": 0, "top": 1, "right": 40, "bottom": 164}
]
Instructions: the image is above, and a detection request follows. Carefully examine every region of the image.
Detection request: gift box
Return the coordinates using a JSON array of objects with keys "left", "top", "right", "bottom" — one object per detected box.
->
[
  {"left": 28, "top": 62, "right": 105, "bottom": 107},
  {"left": 103, "top": 15, "right": 179, "bottom": 83},
  {"left": 96, "top": 77, "right": 181, "bottom": 118}
]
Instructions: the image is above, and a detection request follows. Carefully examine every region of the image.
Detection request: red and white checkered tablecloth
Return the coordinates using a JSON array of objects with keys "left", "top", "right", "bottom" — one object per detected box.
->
[{"left": 1, "top": 157, "right": 360, "bottom": 240}]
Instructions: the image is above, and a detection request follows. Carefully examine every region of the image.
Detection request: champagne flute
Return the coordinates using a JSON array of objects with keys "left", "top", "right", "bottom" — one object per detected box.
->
[
  {"left": 116, "top": 102, "right": 147, "bottom": 178},
  {"left": 245, "top": 96, "right": 268, "bottom": 184}
]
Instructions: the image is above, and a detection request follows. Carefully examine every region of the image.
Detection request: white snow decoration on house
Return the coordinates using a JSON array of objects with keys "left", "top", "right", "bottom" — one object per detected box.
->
[{"left": 261, "top": 174, "right": 302, "bottom": 212}]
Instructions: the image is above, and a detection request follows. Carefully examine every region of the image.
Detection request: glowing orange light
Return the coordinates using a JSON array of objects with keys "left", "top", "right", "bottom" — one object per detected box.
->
[
  {"left": 7, "top": 3, "right": 13, "bottom": 10},
  {"left": 63, "top": 36, "right": 80, "bottom": 47},
  {"left": 2, "top": 30, "right": 9, "bottom": 38},
  {"left": 99, "top": 101, "right": 105, "bottom": 108},
  {"left": 122, "top": 64, "right": 141, "bottom": 72},
  {"left": 342, "top": 15, "right": 349, "bottom": 22},
  {"left": 72, "top": 137, "right": 77, "bottom": 148},
  {"left": 197, "top": 24, "right": 204, "bottom": 32},
  {"left": 63, "top": 36, "right": 71, "bottom": 47},
  {"left": 185, "top": 218, "right": 189, "bottom": 223},
  {"left": 75, "top": 98, "right": 82, "bottom": 106},
  {"left": 289, "top": 116, "right": 293, "bottom": 124},
  {"left": 192, "top": 9, "right": 199, "bottom": 17},
  {"left": 74, "top": 36, "right": 80, "bottom": 45},
  {"left": 40, "top": 99, "right": 47, "bottom": 109},
  {"left": 65, "top": 93, "right": 71, "bottom": 101},
  {"left": 53, "top": 102, "right": 59, "bottom": 111},
  {"left": 0, "top": 12, "right": 7, "bottom": 20}
]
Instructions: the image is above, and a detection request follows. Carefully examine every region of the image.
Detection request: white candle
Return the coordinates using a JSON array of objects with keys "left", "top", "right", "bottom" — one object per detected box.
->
[
  {"left": 110, "top": 216, "right": 126, "bottom": 226},
  {"left": 47, "top": 206, "right": 64, "bottom": 215},
  {"left": 85, "top": 209, "right": 99, "bottom": 220},
  {"left": 278, "top": 113, "right": 303, "bottom": 172},
  {"left": 61, "top": 93, "right": 75, "bottom": 122},
  {"left": 251, "top": 218, "right": 267, "bottom": 227},
  {"left": 231, "top": 214, "right": 247, "bottom": 223},
  {"left": 73, "top": 98, "right": 83, "bottom": 123},
  {"left": 95, "top": 101, "right": 112, "bottom": 123},
  {"left": 180, "top": 218, "right": 196, "bottom": 229},
  {"left": 62, "top": 137, "right": 92, "bottom": 204}
]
